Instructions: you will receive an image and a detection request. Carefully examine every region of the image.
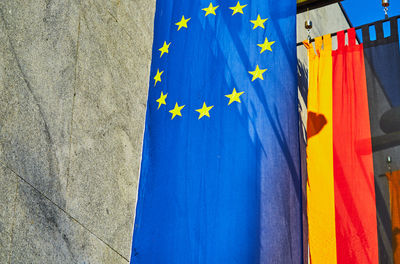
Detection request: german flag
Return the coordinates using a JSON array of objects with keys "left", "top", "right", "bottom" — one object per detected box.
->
[{"left": 304, "top": 28, "right": 379, "bottom": 264}]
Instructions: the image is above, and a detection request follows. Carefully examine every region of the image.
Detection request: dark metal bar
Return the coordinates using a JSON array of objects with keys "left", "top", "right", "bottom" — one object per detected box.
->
[{"left": 296, "top": 14, "right": 400, "bottom": 47}]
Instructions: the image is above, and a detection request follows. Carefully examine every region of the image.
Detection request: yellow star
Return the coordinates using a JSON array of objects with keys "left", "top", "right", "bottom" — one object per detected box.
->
[
  {"left": 202, "top": 3, "right": 219, "bottom": 16},
  {"left": 248, "top": 65, "right": 267, "bottom": 81},
  {"left": 169, "top": 102, "right": 185, "bottom": 120},
  {"left": 156, "top": 91, "right": 167, "bottom": 109},
  {"left": 196, "top": 102, "right": 214, "bottom": 119},
  {"left": 159, "top": 41, "right": 171, "bottom": 58},
  {"left": 225, "top": 88, "right": 244, "bottom": 105},
  {"left": 258, "top": 37, "right": 275, "bottom": 53},
  {"left": 250, "top": 15, "right": 268, "bottom": 29},
  {"left": 229, "top": 2, "right": 247, "bottom": 15},
  {"left": 153, "top": 69, "right": 164, "bottom": 86},
  {"left": 175, "top": 15, "right": 191, "bottom": 31}
]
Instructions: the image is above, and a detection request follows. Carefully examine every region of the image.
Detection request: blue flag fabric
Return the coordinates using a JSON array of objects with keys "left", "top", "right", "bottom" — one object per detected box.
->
[{"left": 131, "top": 1, "right": 301, "bottom": 263}]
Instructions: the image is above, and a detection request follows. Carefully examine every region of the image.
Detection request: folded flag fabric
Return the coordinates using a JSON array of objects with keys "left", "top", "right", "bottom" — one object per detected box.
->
[
  {"left": 387, "top": 170, "right": 400, "bottom": 264},
  {"left": 305, "top": 28, "right": 378, "bottom": 264},
  {"left": 304, "top": 35, "right": 337, "bottom": 264},
  {"left": 332, "top": 29, "right": 378, "bottom": 264},
  {"left": 131, "top": 0, "right": 301, "bottom": 263}
]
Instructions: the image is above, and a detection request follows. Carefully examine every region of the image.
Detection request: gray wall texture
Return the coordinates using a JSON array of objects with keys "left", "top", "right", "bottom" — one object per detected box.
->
[
  {"left": 0, "top": 1, "right": 349, "bottom": 263},
  {"left": 0, "top": 0, "right": 155, "bottom": 263}
]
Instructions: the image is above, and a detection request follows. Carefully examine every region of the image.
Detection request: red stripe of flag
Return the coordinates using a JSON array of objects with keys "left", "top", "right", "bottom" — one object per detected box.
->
[{"left": 332, "top": 29, "right": 379, "bottom": 264}]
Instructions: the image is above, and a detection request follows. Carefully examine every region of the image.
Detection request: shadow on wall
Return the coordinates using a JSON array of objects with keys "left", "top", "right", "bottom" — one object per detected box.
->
[
  {"left": 297, "top": 59, "right": 308, "bottom": 109},
  {"left": 297, "top": 58, "right": 309, "bottom": 264}
]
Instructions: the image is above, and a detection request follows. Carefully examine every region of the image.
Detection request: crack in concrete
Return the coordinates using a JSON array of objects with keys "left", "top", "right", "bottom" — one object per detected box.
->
[
  {"left": 0, "top": 159, "right": 129, "bottom": 263},
  {"left": 0, "top": 7, "right": 58, "bottom": 185},
  {"left": 0, "top": 2, "right": 130, "bottom": 261},
  {"left": 7, "top": 171, "right": 19, "bottom": 264}
]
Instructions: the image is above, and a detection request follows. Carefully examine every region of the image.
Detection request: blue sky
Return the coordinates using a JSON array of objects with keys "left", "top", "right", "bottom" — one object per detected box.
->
[
  {"left": 342, "top": 0, "right": 400, "bottom": 26},
  {"left": 341, "top": 0, "right": 400, "bottom": 40}
]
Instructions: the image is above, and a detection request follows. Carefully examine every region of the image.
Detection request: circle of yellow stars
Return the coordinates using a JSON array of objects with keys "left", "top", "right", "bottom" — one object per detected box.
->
[{"left": 153, "top": 1, "right": 276, "bottom": 120}]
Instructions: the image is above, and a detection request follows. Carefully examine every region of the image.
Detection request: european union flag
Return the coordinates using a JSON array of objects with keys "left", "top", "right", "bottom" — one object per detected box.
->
[{"left": 131, "top": 1, "right": 301, "bottom": 263}]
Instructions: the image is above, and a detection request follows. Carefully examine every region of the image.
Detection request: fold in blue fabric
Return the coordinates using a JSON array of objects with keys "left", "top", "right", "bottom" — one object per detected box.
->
[{"left": 131, "top": 1, "right": 301, "bottom": 263}]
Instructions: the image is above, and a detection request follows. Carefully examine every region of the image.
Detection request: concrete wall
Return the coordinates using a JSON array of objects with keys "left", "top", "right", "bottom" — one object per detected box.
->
[
  {"left": 0, "top": 0, "right": 155, "bottom": 262},
  {"left": 0, "top": 1, "right": 350, "bottom": 263}
]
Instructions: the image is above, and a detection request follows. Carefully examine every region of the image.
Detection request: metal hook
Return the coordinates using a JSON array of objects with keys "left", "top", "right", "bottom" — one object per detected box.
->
[
  {"left": 305, "top": 9, "right": 312, "bottom": 42},
  {"left": 383, "top": 0, "right": 389, "bottom": 19},
  {"left": 387, "top": 156, "right": 392, "bottom": 174}
]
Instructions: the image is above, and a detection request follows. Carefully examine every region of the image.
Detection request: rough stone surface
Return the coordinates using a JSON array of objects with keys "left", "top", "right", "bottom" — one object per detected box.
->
[
  {"left": 0, "top": 0, "right": 79, "bottom": 208},
  {"left": 67, "top": 0, "right": 155, "bottom": 258},
  {"left": 0, "top": 165, "right": 18, "bottom": 263},
  {"left": 0, "top": 0, "right": 155, "bottom": 262},
  {"left": 0, "top": 164, "right": 128, "bottom": 264}
]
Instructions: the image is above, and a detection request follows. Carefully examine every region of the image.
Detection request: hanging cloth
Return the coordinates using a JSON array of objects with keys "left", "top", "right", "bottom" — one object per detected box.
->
[
  {"left": 332, "top": 28, "right": 379, "bottom": 264},
  {"left": 304, "top": 35, "right": 337, "bottom": 264},
  {"left": 387, "top": 170, "right": 400, "bottom": 264},
  {"left": 362, "top": 18, "right": 400, "bottom": 263}
]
